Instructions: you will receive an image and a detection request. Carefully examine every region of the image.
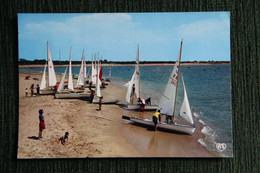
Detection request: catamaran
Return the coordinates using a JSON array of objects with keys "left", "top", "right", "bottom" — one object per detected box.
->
[
  {"left": 40, "top": 41, "right": 57, "bottom": 95},
  {"left": 122, "top": 40, "right": 196, "bottom": 135},
  {"left": 123, "top": 45, "right": 158, "bottom": 111},
  {"left": 54, "top": 48, "right": 90, "bottom": 99}
]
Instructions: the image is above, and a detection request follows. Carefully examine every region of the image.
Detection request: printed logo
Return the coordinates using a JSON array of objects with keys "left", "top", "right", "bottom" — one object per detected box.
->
[{"left": 216, "top": 143, "right": 227, "bottom": 152}]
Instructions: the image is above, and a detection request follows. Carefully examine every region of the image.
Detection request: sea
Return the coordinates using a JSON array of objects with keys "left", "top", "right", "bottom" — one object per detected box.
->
[{"left": 19, "top": 64, "right": 233, "bottom": 157}]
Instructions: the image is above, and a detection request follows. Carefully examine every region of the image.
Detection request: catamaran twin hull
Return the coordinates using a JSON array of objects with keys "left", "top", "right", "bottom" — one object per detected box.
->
[
  {"left": 123, "top": 104, "right": 158, "bottom": 111},
  {"left": 92, "top": 98, "right": 120, "bottom": 104},
  {"left": 122, "top": 115, "right": 195, "bottom": 135},
  {"left": 40, "top": 89, "right": 56, "bottom": 95},
  {"left": 54, "top": 93, "right": 90, "bottom": 99}
]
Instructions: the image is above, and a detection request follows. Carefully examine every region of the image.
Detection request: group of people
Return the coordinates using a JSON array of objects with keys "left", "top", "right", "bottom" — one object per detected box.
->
[
  {"left": 38, "top": 109, "right": 69, "bottom": 144},
  {"left": 26, "top": 84, "right": 40, "bottom": 97}
]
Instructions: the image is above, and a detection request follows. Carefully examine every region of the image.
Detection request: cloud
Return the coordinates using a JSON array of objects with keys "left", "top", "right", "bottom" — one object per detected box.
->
[
  {"left": 19, "top": 13, "right": 230, "bottom": 61},
  {"left": 175, "top": 18, "right": 230, "bottom": 39}
]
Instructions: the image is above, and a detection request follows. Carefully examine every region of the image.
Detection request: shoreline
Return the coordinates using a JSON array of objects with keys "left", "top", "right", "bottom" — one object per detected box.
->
[
  {"left": 18, "top": 72, "right": 216, "bottom": 158},
  {"left": 19, "top": 62, "right": 230, "bottom": 68}
]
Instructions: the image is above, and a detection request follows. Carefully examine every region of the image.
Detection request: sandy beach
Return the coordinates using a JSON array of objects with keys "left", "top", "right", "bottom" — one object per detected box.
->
[{"left": 18, "top": 72, "right": 215, "bottom": 158}]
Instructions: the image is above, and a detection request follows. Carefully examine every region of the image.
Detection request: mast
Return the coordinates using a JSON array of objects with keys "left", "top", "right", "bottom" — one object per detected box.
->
[
  {"left": 137, "top": 44, "right": 140, "bottom": 98},
  {"left": 173, "top": 40, "right": 183, "bottom": 118}
]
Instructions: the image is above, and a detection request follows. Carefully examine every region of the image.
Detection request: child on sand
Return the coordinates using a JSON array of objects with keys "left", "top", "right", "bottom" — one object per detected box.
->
[
  {"left": 25, "top": 88, "right": 28, "bottom": 97},
  {"left": 38, "top": 109, "right": 45, "bottom": 138},
  {"left": 99, "top": 96, "right": 103, "bottom": 111},
  {"left": 58, "top": 132, "right": 69, "bottom": 145}
]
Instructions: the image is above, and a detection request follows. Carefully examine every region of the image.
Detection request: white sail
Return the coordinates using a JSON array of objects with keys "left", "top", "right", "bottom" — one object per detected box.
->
[
  {"left": 179, "top": 74, "right": 194, "bottom": 125},
  {"left": 158, "top": 40, "right": 183, "bottom": 116},
  {"left": 68, "top": 48, "right": 74, "bottom": 91},
  {"left": 84, "top": 57, "right": 87, "bottom": 80},
  {"left": 125, "top": 45, "right": 140, "bottom": 103},
  {"left": 96, "top": 61, "right": 102, "bottom": 97},
  {"left": 57, "top": 67, "right": 68, "bottom": 92},
  {"left": 40, "top": 63, "right": 47, "bottom": 90},
  {"left": 76, "top": 50, "right": 85, "bottom": 87},
  {"left": 108, "top": 66, "right": 112, "bottom": 78},
  {"left": 91, "top": 55, "right": 97, "bottom": 84},
  {"left": 47, "top": 42, "right": 57, "bottom": 87}
]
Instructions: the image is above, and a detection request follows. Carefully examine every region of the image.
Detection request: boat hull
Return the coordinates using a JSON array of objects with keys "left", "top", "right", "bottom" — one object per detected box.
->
[
  {"left": 40, "top": 89, "right": 56, "bottom": 95},
  {"left": 54, "top": 93, "right": 90, "bottom": 99},
  {"left": 122, "top": 116, "right": 195, "bottom": 135},
  {"left": 123, "top": 104, "right": 158, "bottom": 111},
  {"left": 92, "top": 97, "right": 119, "bottom": 104}
]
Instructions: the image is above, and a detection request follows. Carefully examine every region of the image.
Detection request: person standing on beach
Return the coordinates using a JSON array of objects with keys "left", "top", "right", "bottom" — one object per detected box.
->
[
  {"left": 138, "top": 97, "right": 145, "bottom": 112},
  {"left": 153, "top": 110, "right": 161, "bottom": 132},
  {"left": 130, "top": 84, "right": 135, "bottom": 104},
  {"left": 30, "top": 84, "right": 34, "bottom": 96},
  {"left": 36, "top": 84, "right": 40, "bottom": 96},
  {"left": 38, "top": 109, "right": 45, "bottom": 138},
  {"left": 89, "top": 81, "right": 93, "bottom": 90},
  {"left": 25, "top": 88, "right": 28, "bottom": 97},
  {"left": 90, "top": 89, "right": 95, "bottom": 103},
  {"left": 99, "top": 96, "right": 103, "bottom": 111}
]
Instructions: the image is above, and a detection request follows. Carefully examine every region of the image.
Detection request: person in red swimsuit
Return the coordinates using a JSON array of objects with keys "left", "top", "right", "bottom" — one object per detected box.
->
[{"left": 38, "top": 109, "right": 45, "bottom": 139}]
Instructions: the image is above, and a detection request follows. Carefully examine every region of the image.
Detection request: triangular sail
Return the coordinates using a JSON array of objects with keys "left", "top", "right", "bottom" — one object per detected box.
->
[
  {"left": 84, "top": 57, "right": 87, "bottom": 81},
  {"left": 76, "top": 50, "right": 85, "bottom": 87},
  {"left": 158, "top": 40, "right": 183, "bottom": 116},
  {"left": 96, "top": 61, "right": 102, "bottom": 97},
  {"left": 91, "top": 55, "right": 97, "bottom": 84},
  {"left": 57, "top": 67, "right": 68, "bottom": 92},
  {"left": 125, "top": 45, "right": 140, "bottom": 103},
  {"left": 68, "top": 48, "right": 74, "bottom": 91},
  {"left": 108, "top": 66, "right": 112, "bottom": 79},
  {"left": 179, "top": 74, "right": 194, "bottom": 125},
  {"left": 40, "top": 63, "right": 47, "bottom": 90},
  {"left": 47, "top": 42, "right": 57, "bottom": 87},
  {"left": 99, "top": 61, "right": 103, "bottom": 80}
]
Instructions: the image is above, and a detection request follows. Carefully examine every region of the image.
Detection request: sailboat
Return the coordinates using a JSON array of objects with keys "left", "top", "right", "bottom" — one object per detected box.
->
[
  {"left": 54, "top": 48, "right": 90, "bottom": 99},
  {"left": 74, "top": 50, "right": 87, "bottom": 92},
  {"left": 92, "top": 60, "right": 119, "bottom": 104},
  {"left": 84, "top": 54, "right": 97, "bottom": 89},
  {"left": 105, "top": 66, "right": 112, "bottom": 82},
  {"left": 122, "top": 40, "right": 195, "bottom": 135},
  {"left": 123, "top": 45, "right": 158, "bottom": 111},
  {"left": 40, "top": 41, "right": 57, "bottom": 95}
]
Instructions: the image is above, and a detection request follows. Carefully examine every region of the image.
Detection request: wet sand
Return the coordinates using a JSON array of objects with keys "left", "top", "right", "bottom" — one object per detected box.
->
[{"left": 18, "top": 73, "right": 215, "bottom": 158}]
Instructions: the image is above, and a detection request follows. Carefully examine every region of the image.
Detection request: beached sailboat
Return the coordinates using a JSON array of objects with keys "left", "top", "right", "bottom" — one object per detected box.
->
[
  {"left": 76, "top": 50, "right": 86, "bottom": 88},
  {"left": 123, "top": 45, "right": 157, "bottom": 111},
  {"left": 55, "top": 48, "right": 90, "bottom": 99},
  {"left": 122, "top": 41, "right": 196, "bottom": 135},
  {"left": 105, "top": 66, "right": 112, "bottom": 82},
  {"left": 40, "top": 42, "right": 57, "bottom": 95},
  {"left": 92, "top": 61, "right": 119, "bottom": 104}
]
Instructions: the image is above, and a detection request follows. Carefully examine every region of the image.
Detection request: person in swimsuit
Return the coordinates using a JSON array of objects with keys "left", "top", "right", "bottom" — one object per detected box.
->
[
  {"left": 153, "top": 110, "right": 161, "bottom": 132},
  {"left": 38, "top": 109, "right": 45, "bottom": 138},
  {"left": 138, "top": 97, "right": 146, "bottom": 112},
  {"left": 99, "top": 96, "right": 103, "bottom": 111},
  {"left": 58, "top": 132, "right": 69, "bottom": 145}
]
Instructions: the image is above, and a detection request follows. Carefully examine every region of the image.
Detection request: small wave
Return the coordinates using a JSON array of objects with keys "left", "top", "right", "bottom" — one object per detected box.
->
[
  {"left": 199, "top": 119, "right": 206, "bottom": 125},
  {"left": 193, "top": 112, "right": 200, "bottom": 118},
  {"left": 198, "top": 139, "right": 207, "bottom": 148},
  {"left": 201, "top": 126, "right": 215, "bottom": 136}
]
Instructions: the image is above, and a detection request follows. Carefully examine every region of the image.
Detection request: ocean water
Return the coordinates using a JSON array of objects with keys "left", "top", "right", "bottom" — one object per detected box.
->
[{"left": 19, "top": 64, "right": 232, "bottom": 157}]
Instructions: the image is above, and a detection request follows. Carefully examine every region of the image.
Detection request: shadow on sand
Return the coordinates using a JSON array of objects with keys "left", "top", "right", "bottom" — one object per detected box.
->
[{"left": 28, "top": 136, "right": 39, "bottom": 140}]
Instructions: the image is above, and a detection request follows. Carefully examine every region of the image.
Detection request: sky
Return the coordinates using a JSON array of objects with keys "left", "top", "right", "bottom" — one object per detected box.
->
[{"left": 18, "top": 12, "right": 230, "bottom": 62}]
